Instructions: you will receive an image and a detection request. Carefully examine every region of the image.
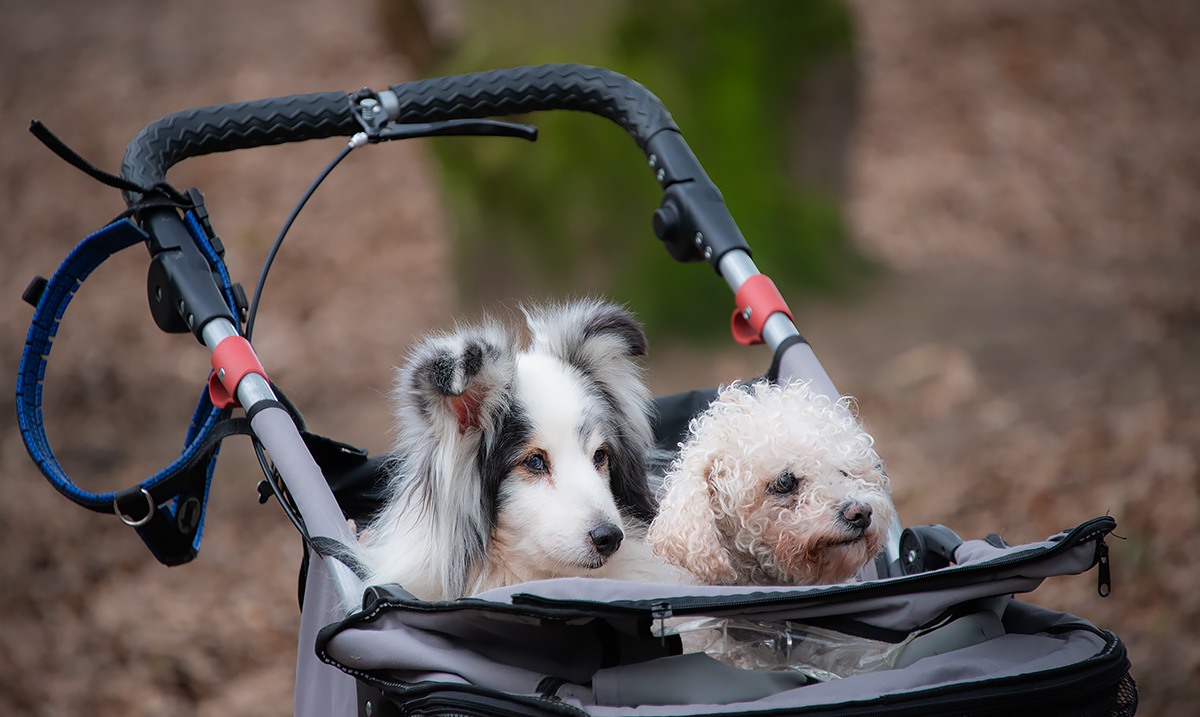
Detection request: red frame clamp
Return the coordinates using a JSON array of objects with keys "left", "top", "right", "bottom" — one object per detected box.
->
[
  {"left": 208, "top": 336, "right": 268, "bottom": 409},
  {"left": 730, "top": 274, "right": 793, "bottom": 346}
]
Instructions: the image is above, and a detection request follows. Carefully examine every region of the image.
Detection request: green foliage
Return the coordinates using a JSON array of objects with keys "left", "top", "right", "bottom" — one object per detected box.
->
[{"left": 429, "top": 0, "right": 868, "bottom": 341}]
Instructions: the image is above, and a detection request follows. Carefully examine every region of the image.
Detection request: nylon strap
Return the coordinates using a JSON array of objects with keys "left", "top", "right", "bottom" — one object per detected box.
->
[
  {"left": 16, "top": 218, "right": 241, "bottom": 566},
  {"left": 29, "top": 120, "right": 191, "bottom": 218}
]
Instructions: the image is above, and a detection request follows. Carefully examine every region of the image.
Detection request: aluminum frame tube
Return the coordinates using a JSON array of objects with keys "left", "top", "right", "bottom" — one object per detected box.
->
[
  {"left": 203, "top": 318, "right": 363, "bottom": 613},
  {"left": 250, "top": 406, "right": 364, "bottom": 613}
]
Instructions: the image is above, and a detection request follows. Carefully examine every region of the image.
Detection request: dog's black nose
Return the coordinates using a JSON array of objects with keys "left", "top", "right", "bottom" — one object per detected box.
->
[
  {"left": 589, "top": 524, "right": 624, "bottom": 557},
  {"left": 841, "top": 502, "right": 873, "bottom": 531}
]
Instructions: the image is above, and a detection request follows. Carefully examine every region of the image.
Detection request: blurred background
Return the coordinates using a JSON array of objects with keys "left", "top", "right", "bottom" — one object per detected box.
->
[{"left": 1, "top": 0, "right": 1197, "bottom": 714}]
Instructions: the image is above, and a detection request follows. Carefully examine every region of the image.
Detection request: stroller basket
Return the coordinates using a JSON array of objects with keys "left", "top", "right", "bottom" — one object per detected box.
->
[
  {"left": 321, "top": 517, "right": 1130, "bottom": 716},
  {"left": 17, "top": 64, "right": 1135, "bottom": 716}
]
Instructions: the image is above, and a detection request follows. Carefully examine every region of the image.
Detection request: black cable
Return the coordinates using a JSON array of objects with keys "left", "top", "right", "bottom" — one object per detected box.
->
[
  {"left": 244, "top": 142, "right": 356, "bottom": 341},
  {"left": 253, "top": 438, "right": 311, "bottom": 539},
  {"left": 242, "top": 118, "right": 537, "bottom": 341}
]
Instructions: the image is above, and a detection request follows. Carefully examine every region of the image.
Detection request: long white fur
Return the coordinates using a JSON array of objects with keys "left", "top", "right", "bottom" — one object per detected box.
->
[
  {"left": 648, "top": 380, "right": 895, "bottom": 586},
  {"left": 356, "top": 299, "right": 684, "bottom": 600}
]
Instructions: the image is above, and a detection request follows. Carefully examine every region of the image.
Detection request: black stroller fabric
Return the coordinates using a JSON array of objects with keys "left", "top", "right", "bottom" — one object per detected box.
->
[{"left": 314, "top": 516, "right": 1135, "bottom": 716}]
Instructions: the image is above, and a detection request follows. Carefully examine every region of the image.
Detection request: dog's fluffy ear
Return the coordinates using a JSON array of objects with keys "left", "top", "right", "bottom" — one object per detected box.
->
[
  {"left": 393, "top": 321, "right": 515, "bottom": 449},
  {"left": 648, "top": 457, "right": 736, "bottom": 584},
  {"left": 364, "top": 320, "right": 516, "bottom": 600},
  {"left": 525, "top": 298, "right": 648, "bottom": 361},
  {"left": 524, "top": 300, "right": 656, "bottom": 521}
]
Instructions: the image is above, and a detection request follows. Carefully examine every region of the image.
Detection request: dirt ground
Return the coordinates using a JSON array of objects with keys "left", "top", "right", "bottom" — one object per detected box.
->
[{"left": 1, "top": 1, "right": 1197, "bottom": 715}]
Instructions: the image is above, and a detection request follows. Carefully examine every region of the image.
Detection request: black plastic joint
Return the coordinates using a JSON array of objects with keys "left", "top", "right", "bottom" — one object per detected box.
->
[
  {"left": 653, "top": 180, "right": 751, "bottom": 269},
  {"left": 645, "top": 130, "right": 750, "bottom": 270},
  {"left": 142, "top": 208, "right": 236, "bottom": 340},
  {"left": 231, "top": 282, "right": 249, "bottom": 323},
  {"left": 644, "top": 130, "right": 706, "bottom": 189},
  {"left": 899, "top": 524, "right": 965, "bottom": 575},
  {"left": 185, "top": 188, "right": 215, "bottom": 236}
]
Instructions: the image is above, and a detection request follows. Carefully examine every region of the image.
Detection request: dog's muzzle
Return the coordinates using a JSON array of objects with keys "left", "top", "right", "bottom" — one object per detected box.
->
[{"left": 588, "top": 523, "right": 624, "bottom": 558}]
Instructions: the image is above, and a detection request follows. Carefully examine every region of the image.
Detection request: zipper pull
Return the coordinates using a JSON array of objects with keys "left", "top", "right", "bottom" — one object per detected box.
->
[
  {"left": 651, "top": 602, "right": 673, "bottom": 645},
  {"left": 1096, "top": 540, "right": 1111, "bottom": 597}
]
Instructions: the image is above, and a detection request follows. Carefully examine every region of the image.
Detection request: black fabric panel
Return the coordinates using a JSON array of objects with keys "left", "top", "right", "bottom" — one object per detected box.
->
[{"left": 650, "top": 388, "right": 720, "bottom": 453}]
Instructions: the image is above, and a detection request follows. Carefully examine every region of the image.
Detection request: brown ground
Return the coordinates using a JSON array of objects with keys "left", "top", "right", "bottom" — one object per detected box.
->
[{"left": 1, "top": 1, "right": 1196, "bottom": 715}]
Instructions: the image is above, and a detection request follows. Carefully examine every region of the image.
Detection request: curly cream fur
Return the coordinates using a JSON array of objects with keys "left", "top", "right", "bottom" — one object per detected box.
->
[{"left": 648, "top": 381, "right": 895, "bottom": 586}]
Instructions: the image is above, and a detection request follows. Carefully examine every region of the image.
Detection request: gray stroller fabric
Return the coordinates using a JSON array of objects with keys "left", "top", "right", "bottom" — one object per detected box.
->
[
  {"left": 591, "top": 653, "right": 812, "bottom": 707},
  {"left": 295, "top": 549, "right": 358, "bottom": 717},
  {"left": 318, "top": 517, "right": 1121, "bottom": 715}
]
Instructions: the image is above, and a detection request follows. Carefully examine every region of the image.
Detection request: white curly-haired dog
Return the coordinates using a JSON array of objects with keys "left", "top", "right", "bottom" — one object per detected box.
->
[
  {"left": 647, "top": 380, "right": 895, "bottom": 586},
  {"left": 357, "top": 299, "right": 685, "bottom": 601}
]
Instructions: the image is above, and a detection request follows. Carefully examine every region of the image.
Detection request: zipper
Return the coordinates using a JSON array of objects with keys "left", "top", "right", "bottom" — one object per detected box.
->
[
  {"left": 821, "top": 625, "right": 1130, "bottom": 717},
  {"left": 329, "top": 668, "right": 590, "bottom": 717},
  {"left": 512, "top": 516, "right": 1116, "bottom": 617},
  {"left": 349, "top": 625, "right": 1128, "bottom": 717},
  {"left": 697, "top": 624, "right": 1127, "bottom": 717},
  {"left": 1096, "top": 539, "right": 1112, "bottom": 597},
  {"left": 651, "top": 601, "right": 673, "bottom": 630}
]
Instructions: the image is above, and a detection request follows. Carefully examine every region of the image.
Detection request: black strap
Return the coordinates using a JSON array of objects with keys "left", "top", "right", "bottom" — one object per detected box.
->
[
  {"left": 112, "top": 415, "right": 254, "bottom": 566},
  {"left": 30, "top": 120, "right": 152, "bottom": 195},
  {"left": 766, "top": 333, "right": 810, "bottom": 383},
  {"left": 29, "top": 119, "right": 191, "bottom": 221},
  {"left": 309, "top": 536, "right": 369, "bottom": 580}
]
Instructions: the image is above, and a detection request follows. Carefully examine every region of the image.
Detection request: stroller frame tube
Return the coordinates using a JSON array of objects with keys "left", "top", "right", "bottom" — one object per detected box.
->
[
  {"left": 718, "top": 249, "right": 804, "bottom": 350},
  {"left": 718, "top": 248, "right": 840, "bottom": 399},
  {"left": 203, "top": 317, "right": 364, "bottom": 613}
]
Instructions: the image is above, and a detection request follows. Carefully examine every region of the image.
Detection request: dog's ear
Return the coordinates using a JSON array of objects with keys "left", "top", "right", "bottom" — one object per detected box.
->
[
  {"left": 526, "top": 298, "right": 647, "bottom": 360},
  {"left": 379, "top": 321, "right": 516, "bottom": 600},
  {"left": 523, "top": 298, "right": 648, "bottom": 376},
  {"left": 393, "top": 321, "right": 515, "bottom": 445},
  {"left": 648, "top": 457, "right": 737, "bottom": 584},
  {"left": 525, "top": 300, "right": 657, "bottom": 521}
]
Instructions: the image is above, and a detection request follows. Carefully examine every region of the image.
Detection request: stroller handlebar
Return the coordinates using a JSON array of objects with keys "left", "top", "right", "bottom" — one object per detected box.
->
[
  {"left": 120, "top": 90, "right": 359, "bottom": 205},
  {"left": 119, "top": 64, "right": 676, "bottom": 205},
  {"left": 118, "top": 63, "right": 751, "bottom": 270},
  {"left": 384, "top": 63, "right": 679, "bottom": 149}
]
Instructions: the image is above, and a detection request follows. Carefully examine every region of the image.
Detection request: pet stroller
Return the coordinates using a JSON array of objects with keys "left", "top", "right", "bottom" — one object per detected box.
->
[{"left": 17, "top": 64, "right": 1135, "bottom": 715}]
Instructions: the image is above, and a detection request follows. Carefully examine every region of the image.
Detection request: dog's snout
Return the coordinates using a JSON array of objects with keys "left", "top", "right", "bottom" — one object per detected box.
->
[
  {"left": 588, "top": 524, "right": 624, "bottom": 557},
  {"left": 841, "top": 502, "right": 873, "bottom": 531}
]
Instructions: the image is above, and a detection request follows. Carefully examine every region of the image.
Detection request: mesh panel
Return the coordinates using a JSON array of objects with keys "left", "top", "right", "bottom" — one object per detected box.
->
[
  {"left": 1110, "top": 673, "right": 1140, "bottom": 717},
  {"left": 1059, "top": 671, "right": 1138, "bottom": 717},
  {"left": 966, "top": 671, "right": 1137, "bottom": 717}
]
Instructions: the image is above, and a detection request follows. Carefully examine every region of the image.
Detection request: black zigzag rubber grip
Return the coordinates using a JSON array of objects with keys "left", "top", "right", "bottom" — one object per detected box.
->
[
  {"left": 120, "top": 91, "right": 357, "bottom": 204},
  {"left": 119, "top": 65, "right": 677, "bottom": 207},
  {"left": 388, "top": 64, "right": 678, "bottom": 149}
]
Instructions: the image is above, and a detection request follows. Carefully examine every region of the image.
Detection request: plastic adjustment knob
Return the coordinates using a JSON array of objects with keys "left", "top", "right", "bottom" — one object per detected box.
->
[
  {"left": 899, "top": 524, "right": 964, "bottom": 575},
  {"left": 652, "top": 202, "right": 680, "bottom": 241}
]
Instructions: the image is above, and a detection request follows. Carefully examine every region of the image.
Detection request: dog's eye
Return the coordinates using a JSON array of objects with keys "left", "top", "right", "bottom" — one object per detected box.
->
[
  {"left": 522, "top": 453, "right": 549, "bottom": 474},
  {"left": 592, "top": 447, "right": 609, "bottom": 469},
  {"left": 768, "top": 471, "right": 801, "bottom": 495}
]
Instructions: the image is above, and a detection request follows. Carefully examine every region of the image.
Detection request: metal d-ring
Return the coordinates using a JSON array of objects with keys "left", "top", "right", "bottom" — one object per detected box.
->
[{"left": 115, "top": 487, "right": 155, "bottom": 527}]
